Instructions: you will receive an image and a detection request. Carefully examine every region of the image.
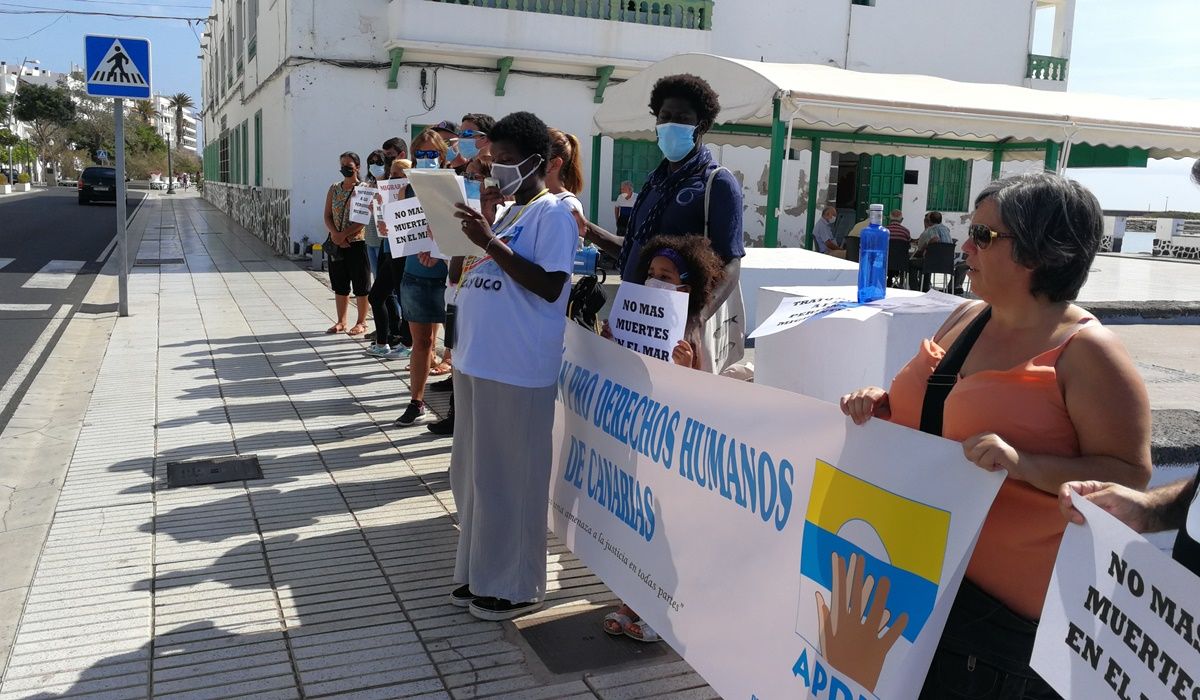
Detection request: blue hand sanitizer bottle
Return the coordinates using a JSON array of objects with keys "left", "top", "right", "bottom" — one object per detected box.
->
[{"left": 857, "top": 203, "right": 889, "bottom": 303}]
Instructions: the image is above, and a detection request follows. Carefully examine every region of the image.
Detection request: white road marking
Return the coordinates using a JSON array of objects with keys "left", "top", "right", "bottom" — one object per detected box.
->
[
  {"left": 0, "top": 305, "right": 69, "bottom": 418},
  {"left": 0, "top": 258, "right": 14, "bottom": 271},
  {"left": 0, "top": 304, "right": 53, "bottom": 312},
  {"left": 22, "top": 260, "right": 86, "bottom": 290},
  {"left": 96, "top": 237, "right": 118, "bottom": 263}
]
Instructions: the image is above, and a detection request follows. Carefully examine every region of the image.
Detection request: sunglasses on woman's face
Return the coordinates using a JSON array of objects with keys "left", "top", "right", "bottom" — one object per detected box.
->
[
  {"left": 458, "top": 129, "right": 485, "bottom": 139},
  {"left": 968, "top": 223, "right": 1016, "bottom": 249},
  {"left": 413, "top": 150, "right": 440, "bottom": 160}
]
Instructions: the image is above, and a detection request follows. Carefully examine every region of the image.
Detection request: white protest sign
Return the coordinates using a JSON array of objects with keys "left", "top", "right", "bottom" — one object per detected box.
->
[
  {"left": 348, "top": 185, "right": 378, "bottom": 225},
  {"left": 1188, "top": 490, "right": 1200, "bottom": 541},
  {"left": 749, "top": 296, "right": 851, "bottom": 339},
  {"left": 608, "top": 282, "right": 689, "bottom": 364},
  {"left": 383, "top": 196, "right": 436, "bottom": 257},
  {"left": 550, "top": 324, "right": 1004, "bottom": 700},
  {"left": 406, "top": 170, "right": 476, "bottom": 258},
  {"left": 1032, "top": 496, "right": 1200, "bottom": 700},
  {"left": 376, "top": 178, "right": 408, "bottom": 204}
]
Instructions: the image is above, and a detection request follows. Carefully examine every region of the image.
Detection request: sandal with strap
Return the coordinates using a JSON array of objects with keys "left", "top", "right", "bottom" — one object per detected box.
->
[
  {"left": 602, "top": 611, "right": 631, "bottom": 637},
  {"left": 623, "top": 618, "right": 661, "bottom": 643},
  {"left": 430, "top": 361, "right": 453, "bottom": 376},
  {"left": 326, "top": 323, "right": 346, "bottom": 334},
  {"left": 346, "top": 324, "right": 368, "bottom": 336}
]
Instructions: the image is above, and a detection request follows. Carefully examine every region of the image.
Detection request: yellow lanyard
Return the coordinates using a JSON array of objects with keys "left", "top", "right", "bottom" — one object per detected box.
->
[{"left": 455, "top": 189, "right": 550, "bottom": 300}]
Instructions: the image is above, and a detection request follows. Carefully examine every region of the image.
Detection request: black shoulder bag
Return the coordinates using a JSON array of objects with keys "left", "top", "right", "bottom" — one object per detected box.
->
[{"left": 918, "top": 305, "right": 991, "bottom": 436}]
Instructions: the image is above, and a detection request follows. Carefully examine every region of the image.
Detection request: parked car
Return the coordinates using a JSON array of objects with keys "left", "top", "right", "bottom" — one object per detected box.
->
[{"left": 78, "top": 166, "right": 117, "bottom": 204}]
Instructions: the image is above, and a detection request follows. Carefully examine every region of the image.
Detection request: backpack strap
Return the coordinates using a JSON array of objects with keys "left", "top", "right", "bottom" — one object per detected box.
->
[
  {"left": 703, "top": 166, "right": 727, "bottom": 238},
  {"left": 919, "top": 306, "right": 991, "bottom": 436}
]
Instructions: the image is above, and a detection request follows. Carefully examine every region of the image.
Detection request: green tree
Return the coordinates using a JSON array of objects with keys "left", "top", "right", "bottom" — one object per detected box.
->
[
  {"left": 132, "top": 99, "right": 157, "bottom": 125},
  {"left": 165, "top": 93, "right": 194, "bottom": 150},
  {"left": 127, "top": 122, "right": 167, "bottom": 156},
  {"left": 0, "top": 128, "right": 18, "bottom": 150},
  {"left": 0, "top": 93, "right": 10, "bottom": 123},
  {"left": 13, "top": 82, "right": 76, "bottom": 182}
]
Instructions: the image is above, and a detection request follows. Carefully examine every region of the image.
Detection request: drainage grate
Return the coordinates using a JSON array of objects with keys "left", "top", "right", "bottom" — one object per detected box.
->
[
  {"left": 514, "top": 605, "right": 669, "bottom": 675},
  {"left": 166, "top": 455, "right": 263, "bottom": 487},
  {"left": 135, "top": 258, "right": 186, "bottom": 266}
]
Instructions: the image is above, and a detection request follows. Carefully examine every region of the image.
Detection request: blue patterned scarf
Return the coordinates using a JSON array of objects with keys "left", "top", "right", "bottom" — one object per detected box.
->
[{"left": 618, "top": 146, "right": 714, "bottom": 272}]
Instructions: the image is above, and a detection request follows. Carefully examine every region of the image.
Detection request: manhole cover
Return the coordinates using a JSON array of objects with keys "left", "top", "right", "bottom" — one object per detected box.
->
[
  {"left": 514, "top": 605, "right": 670, "bottom": 675},
  {"left": 135, "top": 258, "right": 186, "bottom": 266},
  {"left": 166, "top": 455, "right": 263, "bottom": 487}
]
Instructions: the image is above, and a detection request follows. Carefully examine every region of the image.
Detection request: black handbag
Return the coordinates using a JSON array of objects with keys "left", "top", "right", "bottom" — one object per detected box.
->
[{"left": 443, "top": 304, "right": 457, "bottom": 349}]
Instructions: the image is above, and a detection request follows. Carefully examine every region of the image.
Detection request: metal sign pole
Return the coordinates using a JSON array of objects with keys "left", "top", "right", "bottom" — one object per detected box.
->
[{"left": 115, "top": 97, "right": 129, "bottom": 317}]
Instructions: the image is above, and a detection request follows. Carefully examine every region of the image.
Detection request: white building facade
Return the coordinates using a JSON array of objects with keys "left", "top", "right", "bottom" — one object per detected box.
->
[
  {"left": 200, "top": 0, "right": 1076, "bottom": 254},
  {"left": 149, "top": 94, "right": 200, "bottom": 155}
]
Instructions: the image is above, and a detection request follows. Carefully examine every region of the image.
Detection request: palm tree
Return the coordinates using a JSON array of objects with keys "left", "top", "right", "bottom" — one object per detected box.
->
[
  {"left": 165, "top": 92, "right": 194, "bottom": 150},
  {"left": 132, "top": 99, "right": 157, "bottom": 125}
]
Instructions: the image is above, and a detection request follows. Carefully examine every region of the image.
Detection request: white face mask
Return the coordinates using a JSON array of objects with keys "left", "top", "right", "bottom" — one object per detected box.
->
[
  {"left": 643, "top": 277, "right": 684, "bottom": 292},
  {"left": 492, "top": 154, "right": 542, "bottom": 196}
]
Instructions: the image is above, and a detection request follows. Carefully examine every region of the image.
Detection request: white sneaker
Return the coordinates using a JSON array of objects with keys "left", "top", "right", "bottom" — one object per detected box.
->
[
  {"left": 365, "top": 344, "right": 391, "bottom": 357},
  {"left": 384, "top": 346, "right": 412, "bottom": 360}
]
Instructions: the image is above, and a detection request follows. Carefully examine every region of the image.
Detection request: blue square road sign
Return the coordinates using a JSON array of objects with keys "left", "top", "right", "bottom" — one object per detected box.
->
[{"left": 85, "top": 35, "right": 151, "bottom": 99}]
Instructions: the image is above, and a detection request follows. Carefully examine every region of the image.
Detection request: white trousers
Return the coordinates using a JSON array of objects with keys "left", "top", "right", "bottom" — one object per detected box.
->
[{"left": 450, "top": 370, "right": 557, "bottom": 602}]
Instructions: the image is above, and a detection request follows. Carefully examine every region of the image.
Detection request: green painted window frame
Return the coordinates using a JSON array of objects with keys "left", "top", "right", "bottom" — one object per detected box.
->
[
  {"left": 927, "top": 158, "right": 972, "bottom": 212},
  {"left": 219, "top": 132, "right": 230, "bottom": 183},
  {"left": 240, "top": 122, "right": 249, "bottom": 185},
  {"left": 610, "top": 139, "right": 660, "bottom": 200},
  {"left": 253, "top": 110, "right": 262, "bottom": 186}
]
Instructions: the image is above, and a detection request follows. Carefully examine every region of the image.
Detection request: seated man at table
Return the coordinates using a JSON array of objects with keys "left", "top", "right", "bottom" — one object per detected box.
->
[
  {"left": 887, "top": 209, "right": 912, "bottom": 242},
  {"left": 812, "top": 206, "right": 843, "bottom": 254},
  {"left": 908, "top": 211, "right": 954, "bottom": 289}
]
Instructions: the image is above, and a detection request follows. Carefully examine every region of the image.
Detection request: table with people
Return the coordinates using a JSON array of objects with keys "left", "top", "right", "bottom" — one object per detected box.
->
[{"left": 311, "top": 70, "right": 1198, "bottom": 699}]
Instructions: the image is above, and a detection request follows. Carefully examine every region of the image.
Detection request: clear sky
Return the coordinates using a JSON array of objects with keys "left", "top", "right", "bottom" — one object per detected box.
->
[{"left": 2, "top": 0, "right": 1198, "bottom": 212}]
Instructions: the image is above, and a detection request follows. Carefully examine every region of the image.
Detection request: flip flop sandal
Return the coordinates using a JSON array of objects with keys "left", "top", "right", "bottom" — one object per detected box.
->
[
  {"left": 326, "top": 323, "right": 346, "bottom": 334},
  {"left": 346, "top": 324, "right": 368, "bottom": 336},
  {"left": 603, "top": 612, "right": 632, "bottom": 637},
  {"left": 430, "top": 362, "right": 453, "bottom": 376},
  {"left": 623, "top": 618, "right": 661, "bottom": 643}
]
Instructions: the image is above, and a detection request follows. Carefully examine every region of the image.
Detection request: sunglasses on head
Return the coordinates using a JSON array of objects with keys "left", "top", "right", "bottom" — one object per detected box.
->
[
  {"left": 968, "top": 223, "right": 1016, "bottom": 249},
  {"left": 414, "top": 150, "right": 440, "bottom": 160},
  {"left": 458, "top": 129, "right": 486, "bottom": 139}
]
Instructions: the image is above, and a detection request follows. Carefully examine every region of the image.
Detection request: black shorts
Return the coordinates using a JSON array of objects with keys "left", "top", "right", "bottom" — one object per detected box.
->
[{"left": 328, "top": 240, "right": 371, "bottom": 296}]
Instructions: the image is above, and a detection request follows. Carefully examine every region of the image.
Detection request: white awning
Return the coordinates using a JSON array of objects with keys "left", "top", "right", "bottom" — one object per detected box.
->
[{"left": 594, "top": 54, "right": 1200, "bottom": 161}]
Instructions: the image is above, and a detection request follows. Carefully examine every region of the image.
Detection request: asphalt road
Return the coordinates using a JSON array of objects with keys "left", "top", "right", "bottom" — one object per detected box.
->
[{"left": 0, "top": 186, "right": 145, "bottom": 432}]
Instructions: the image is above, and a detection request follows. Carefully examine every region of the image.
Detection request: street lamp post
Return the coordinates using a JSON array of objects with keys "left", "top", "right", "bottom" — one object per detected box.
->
[{"left": 6, "top": 58, "right": 38, "bottom": 183}]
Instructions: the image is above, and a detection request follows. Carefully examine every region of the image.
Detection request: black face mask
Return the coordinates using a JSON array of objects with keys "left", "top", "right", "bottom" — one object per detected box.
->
[
  {"left": 340, "top": 165, "right": 355, "bottom": 178},
  {"left": 383, "top": 156, "right": 394, "bottom": 173}
]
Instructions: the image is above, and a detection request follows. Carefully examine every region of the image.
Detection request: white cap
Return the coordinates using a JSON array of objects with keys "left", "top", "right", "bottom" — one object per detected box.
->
[{"left": 868, "top": 203, "right": 884, "bottom": 213}]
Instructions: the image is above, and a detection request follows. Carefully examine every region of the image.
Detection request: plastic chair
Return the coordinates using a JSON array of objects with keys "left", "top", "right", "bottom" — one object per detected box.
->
[
  {"left": 886, "top": 239, "right": 911, "bottom": 288},
  {"left": 843, "top": 236, "right": 860, "bottom": 263},
  {"left": 920, "top": 241, "right": 957, "bottom": 292}
]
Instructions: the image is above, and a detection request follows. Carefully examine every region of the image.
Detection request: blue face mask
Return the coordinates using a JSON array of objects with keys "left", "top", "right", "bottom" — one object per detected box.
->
[
  {"left": 457, "top": 138, "right": 480, "bottom": 160},
  {"left": 416, "top": 158, "right": 440, "bottom": 169},
  {"left": 368, "top": 164, "right": 385, "bottom": 178},
  {"left": 656, "top": 122, "right": 697, "bottom": 162},
  {"left": 463, "top": 179, "right": 481, "bottom": 200}
]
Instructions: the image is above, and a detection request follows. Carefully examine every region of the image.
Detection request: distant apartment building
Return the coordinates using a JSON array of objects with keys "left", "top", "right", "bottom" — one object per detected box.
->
[
  {"left": 199, "top": 0, "right": 1077, "bottom": 254},
  {"left": 149, "top": 93, "right": 200, "bottom": 155}
]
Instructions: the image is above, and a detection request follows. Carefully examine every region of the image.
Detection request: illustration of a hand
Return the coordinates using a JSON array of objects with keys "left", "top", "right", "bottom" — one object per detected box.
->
[{"left": 815, "top": 552, "right": 908, "bottom": 693}]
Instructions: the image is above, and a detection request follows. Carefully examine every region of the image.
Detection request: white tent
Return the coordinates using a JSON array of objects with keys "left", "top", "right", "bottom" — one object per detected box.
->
[{"left": 590, "top": 53, "right": 1200, "bottom": 246}]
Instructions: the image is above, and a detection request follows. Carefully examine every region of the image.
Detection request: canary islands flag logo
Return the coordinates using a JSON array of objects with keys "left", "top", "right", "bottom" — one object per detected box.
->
[{"left": 796, "top": 460, "right": 951, "bottom": 649}]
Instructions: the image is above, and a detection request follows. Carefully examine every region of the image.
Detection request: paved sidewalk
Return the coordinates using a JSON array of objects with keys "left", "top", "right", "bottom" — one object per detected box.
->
[{"left": 0, "top": 194, "right": 712, "bottom": 699}]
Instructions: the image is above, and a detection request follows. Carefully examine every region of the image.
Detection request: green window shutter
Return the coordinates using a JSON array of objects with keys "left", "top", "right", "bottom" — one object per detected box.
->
[
  {"left": 928, "top": 158, "right": 971, "bottom": 212},
  {"left": 241, "top": 122, "right": 249, "bottom": 185},
  {"left": 254, "top": 111, "right": 262, "bottom": 186},
  {"left": 610, "top": 139, "right": 661, "bottom": 200}
]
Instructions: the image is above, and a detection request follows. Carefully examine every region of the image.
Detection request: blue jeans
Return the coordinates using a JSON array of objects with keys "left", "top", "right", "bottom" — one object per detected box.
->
[{"left": 367, "top": 244, "right": 381, "bottom": 277}]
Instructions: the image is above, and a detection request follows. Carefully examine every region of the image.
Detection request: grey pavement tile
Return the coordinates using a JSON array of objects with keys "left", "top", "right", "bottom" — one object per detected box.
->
[
  {"left": 441, "top": 659, "right": 528, "bottom": 688},
  {"left": 300, "top": 666, "right": 441, "bottom": 698},
  {"left": 312, "top": 685, "right": 448, "bottom": 700},
  {"left": 2, "top": 656, "right": 147, "bottom": 684},
  {"left": 292, "top": 639, "right": 426, "bottom": 670},
  {"left": 447, "top": 675, "right": 541, "bottom": 700},
  {"left": 484, "top": 682, "right": 594, "bottom": 700},
  {"left": 153, "top": 639, "right": 288, "bottom": 671},
  {"left": 288, "top": 622, "right": 415, "bottom": 652},
  {"left": 151, "top": 661, "right": 297, "bottom": 696},
  {"left": 297, "top": 651, "right": 433, "bottom": 684},
  {"left": 152, "top": 672, "right": 297, "bottom": 700}
]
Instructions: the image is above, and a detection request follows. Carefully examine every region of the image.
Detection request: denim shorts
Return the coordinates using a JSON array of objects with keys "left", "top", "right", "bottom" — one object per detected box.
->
[{"left": 400, "top": 273, "right": 447, "bottom": 324}]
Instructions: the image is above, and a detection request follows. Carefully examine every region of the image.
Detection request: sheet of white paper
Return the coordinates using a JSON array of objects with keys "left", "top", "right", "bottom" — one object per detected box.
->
[
  {"left": 748, "top": 296, "right": 848, "bottom": 338},
  {"left": 867, "top": 290, "right": 963, "bottom": 313},
  {"left": 348, "top": 186, "right": 377, "bottom": 225},
  {"left": 405, "top": 170, "right": 476, "bottom": 258},
  {"left": 608, "top": 282, "right": 690, "bottom": 363},
  {"left": 823, "top": 304, "right": 883, "bottom": 322}
]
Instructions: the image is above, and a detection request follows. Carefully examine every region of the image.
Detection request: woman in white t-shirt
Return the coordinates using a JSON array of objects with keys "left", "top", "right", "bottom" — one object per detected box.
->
[
  {"left": 448, "top": 111, "right": 578, "bottom": 622},
  {"left": 547, "top": 127, "right": 587, "bottom": 240},
  {"left": 614, "top": 180, "right": 636, "bottom": 236}
]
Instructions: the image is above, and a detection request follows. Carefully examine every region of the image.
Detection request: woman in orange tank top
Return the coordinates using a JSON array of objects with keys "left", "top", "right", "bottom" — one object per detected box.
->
[{"left": 841, "top": 173, "right": 1151, "bottom": 699}]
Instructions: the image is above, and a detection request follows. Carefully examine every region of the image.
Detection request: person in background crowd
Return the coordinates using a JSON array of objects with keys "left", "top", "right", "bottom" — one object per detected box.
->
[
  {"left": 395, "top": 129, "right": 453, "bottom": 427},
  {"left": 914, "top": 211, "right": 953, "bottom": 255},
  {"left": 581, "top": 73, "right": 745, "bottom": 373},
  {"left": 431, "top": 120, "right": 461, "bottom": 166},
  {"left": 1056, "top": 158, "right": 1200, "bottom": 579},
  {"left": 614, "top": 180, "right": 636, "bottom": 237},
  {"left": 381, "top": 136, "right": 408, "bottom": 176},
  {"left": 846, "top": 215, "right": 870, "bottom": 241},
  {"left": 812, "top": 206, "right": 843, "bottom": 254},
  {"left": 446, "top": 111, "right": 577, "bottom": 620},
  {"left": 364, "top": 149, "right": 388, "bottom": 277},
  {"left": 366, "top": 157, "right": 413, "bottom": 359},
  {"left": 841, "top": 172, "right": 1151, "bottom": 699},
  {"left": 600, "top": 234, "right": 724, "bottom": 642},
  {"left": 546, "top": 127, "right": 586, "bottom": 236},
  {"left": 887, "top": 209, "right": 912, "bottom": 242},
  {"left": 456, "top": 113, "right": 495, "bottom": 168},
  {"left": 323, "top": 151, "right": 371, "bottom": 336}
]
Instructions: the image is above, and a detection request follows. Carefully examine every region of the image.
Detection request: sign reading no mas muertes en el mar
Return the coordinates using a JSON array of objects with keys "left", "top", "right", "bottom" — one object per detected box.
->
[
  {"left": 549, "top": 324, "right": 1005, "bottom": 699},
  {"left": 84, "top": 35, "right": 151, "bottom": 99},
  {"left": 608, "top": 282, "right": 689, "bottom": 363}
]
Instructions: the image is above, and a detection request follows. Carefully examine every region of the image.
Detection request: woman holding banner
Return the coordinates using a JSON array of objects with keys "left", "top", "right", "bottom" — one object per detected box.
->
[
  {"left": 841, "top": 172, "right": 1152, "bottom": 699},
  {"left": 447, "top": 111, "right": 578, "bottom": 621}
]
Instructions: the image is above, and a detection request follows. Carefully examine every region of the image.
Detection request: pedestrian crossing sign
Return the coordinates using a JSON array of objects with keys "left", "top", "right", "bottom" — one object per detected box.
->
[{"left": 85, "top": 35, "right": 151, "bottom": 98}]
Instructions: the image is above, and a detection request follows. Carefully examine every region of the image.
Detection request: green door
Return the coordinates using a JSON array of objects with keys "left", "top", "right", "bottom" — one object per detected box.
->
[{"left": 856, "top": 154, "right": 905, "bottom": 219}]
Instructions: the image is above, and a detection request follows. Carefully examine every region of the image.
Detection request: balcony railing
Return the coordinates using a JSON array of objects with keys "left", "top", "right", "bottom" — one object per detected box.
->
[
  {"left": 1027, "top": 54, "right": 1068, "bottom": 81},
  {"left": 425, "top": 0, "right": 714, "bottom": 30}
]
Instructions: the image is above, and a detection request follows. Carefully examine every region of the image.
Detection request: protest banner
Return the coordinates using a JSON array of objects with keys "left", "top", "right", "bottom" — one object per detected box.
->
[
  {"left": 608, "top": 282, "right": 689, "bottom": 363},
  {"left": 1032, "top": 496, "right": 1200, "bottom": 700},
  {"left": 348, "top": 185, "right": 378, "bottom": 225},
  {"left": 406, "top": 170, "right": 476, "bottom": 257},
  {"left": 376, "top": 177, "right": 408, "bottom": 204},
  {"left": 550, "top": 324, "right": 1005, "bottom": 699},
  {"left": 382, "top": 196, "right": 437, "bottom": 257}
]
